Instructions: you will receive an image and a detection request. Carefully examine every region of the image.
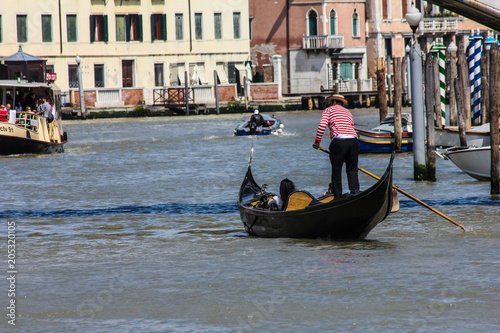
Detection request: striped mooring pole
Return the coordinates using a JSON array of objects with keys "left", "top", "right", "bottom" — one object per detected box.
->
[
  {"left": 468, "top": 31, "right": 476, "bottom": 125},
  {"left": 473, "top": 30, "right": 483, "bottom": 124},
  {"left": 431, "top": 40, "right": 446, "bottom": 127}
]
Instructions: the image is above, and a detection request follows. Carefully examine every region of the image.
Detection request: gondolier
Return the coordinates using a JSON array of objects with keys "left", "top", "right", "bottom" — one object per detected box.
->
[{"left": 313, "top": 94, "right": 360, "bottom": 198}]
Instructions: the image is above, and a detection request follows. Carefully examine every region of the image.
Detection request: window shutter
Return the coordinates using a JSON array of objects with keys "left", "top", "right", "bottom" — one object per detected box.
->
[
  {"left": 103, "top": 15, "right": 108, "bottom": 43},
  {"left": 150, "top": 14, "right": 155, "bottom": 41},
  {"left": 137, "top": 15, "right": 143, "bottom": 42},
  {"left": 125, "top": 15, "right": 131, "bottom": 41},
  {"left": 90, "top": 16, "right": 95, "bottom": 42},
  {"left": 161, "top": 14, "right": 167, "bottom": 41}
]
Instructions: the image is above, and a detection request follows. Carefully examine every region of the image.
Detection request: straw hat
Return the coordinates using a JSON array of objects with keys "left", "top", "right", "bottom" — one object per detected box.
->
[{"left": 326, "top": 94, "right": 347, "bottom": 105}]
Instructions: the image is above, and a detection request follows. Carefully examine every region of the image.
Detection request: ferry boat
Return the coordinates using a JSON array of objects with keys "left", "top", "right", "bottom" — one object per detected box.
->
[{"left": 0, "top": 80, "right": 68, "bottom": 155}]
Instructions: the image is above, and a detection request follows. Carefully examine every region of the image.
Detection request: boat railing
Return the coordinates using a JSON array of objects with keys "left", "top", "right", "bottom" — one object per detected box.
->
[{"left": 14, "top": 112, "right": 40, "bottom": 132}]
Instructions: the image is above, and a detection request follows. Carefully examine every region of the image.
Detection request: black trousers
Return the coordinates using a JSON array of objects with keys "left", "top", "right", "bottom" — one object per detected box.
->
[{"left": 329, "top": 138, "right": 360, "bottom": 198}]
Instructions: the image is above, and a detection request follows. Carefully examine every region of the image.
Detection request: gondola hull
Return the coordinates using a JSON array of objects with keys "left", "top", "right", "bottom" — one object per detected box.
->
[{"left": 238, "top": 153, "right": 395, "bottom": 239}]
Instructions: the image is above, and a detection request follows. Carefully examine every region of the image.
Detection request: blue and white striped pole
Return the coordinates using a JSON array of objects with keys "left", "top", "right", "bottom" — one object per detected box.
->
[
  {"left": 468, "top": 31, "right": 476, "bottom": 125},
  {"left": 473, "top": 30, "right": 482, "bottom": 124}
]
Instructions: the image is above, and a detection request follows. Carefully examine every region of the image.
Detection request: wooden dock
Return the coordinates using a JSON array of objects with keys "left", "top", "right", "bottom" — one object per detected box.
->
[{"left": 153, "top": 87, "right": 207, "bottom": 114}]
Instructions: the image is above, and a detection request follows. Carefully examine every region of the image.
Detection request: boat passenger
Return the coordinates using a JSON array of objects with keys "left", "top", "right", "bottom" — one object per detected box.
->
[
  {"left": 313, "top": 94, "right": 360, "bottom": 198},
  {"left": 0, "top": 105, "right": 8, "bottom": 122},
  {"left": 15, "top": 101, "right": 23, "bottom": 112},
  {"left": 268, "top": 178, "right": 296, "bottom": 211}
]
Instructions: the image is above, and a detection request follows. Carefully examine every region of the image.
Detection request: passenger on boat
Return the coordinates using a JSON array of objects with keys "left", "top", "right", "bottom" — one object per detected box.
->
[
  {"left": 0, "top": 105, "right": 8, "bottom": 122},
  {"left": 313, "top": 94, "right": 360, "bottom": 198},
  {"left": 24, "top": 93, "right": 37, "bottom": 111},
  {"left": 15, "top": 101, "right": 23, "bottom": 112},
  {"left": 37, "top": 97, "right": 54, "bottom": 122},
  {"left": 268, "top": 178, "right": 296, "bottom": 211}
]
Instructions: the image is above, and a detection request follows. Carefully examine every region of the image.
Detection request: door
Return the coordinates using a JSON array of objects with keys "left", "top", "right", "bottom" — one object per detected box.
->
[{"left": 122, "top": 60, "right": 134, "bottom": 87}]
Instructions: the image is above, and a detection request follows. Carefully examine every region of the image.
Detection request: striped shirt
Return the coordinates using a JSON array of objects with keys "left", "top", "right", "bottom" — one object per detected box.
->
[{"left": 315, "top": 105, "right": 357, "bottom": 143}]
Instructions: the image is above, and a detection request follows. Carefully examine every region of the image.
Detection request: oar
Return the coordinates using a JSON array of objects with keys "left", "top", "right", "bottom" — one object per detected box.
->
[{"left": 316, "top": 146, "right": 466, "bottom": 231}]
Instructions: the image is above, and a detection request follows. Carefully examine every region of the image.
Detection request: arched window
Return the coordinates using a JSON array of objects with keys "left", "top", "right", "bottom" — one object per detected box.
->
[
  {"left": 352, "top": 9, "right": 359, "bottom": 37},
  {"left": 307, "top": 10, "right": 318, "bottom": 36},
  {"left": 340, "top": 62, "right": 353, "bottom": 80},
  {"left": 329, "top": 9, "right": 337, "bottom": 35}
]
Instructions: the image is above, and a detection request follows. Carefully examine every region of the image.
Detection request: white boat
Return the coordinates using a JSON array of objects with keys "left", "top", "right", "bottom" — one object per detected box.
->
[
  {"left": 435, "top": 123, "right": 492, "bottom": 148},
  {"left": 440, "top": 146, "right": 499, "bottom": 181}
]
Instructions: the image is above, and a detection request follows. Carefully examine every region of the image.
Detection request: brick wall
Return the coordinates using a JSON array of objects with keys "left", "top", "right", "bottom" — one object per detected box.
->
[
  {"left": 216, "top": 85, "right": 237, "bottom": 102},
  {"left": 250, "top": 83, "right": 279, "bottom": 100},
  {"left": 122, "top": 89, "right": 144, "bottom": 106}
]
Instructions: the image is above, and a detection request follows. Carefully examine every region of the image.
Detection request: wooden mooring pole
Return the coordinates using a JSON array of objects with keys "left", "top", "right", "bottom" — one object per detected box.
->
[
  {"left": 425, "top": 51, "right": 436, "bottom": 181},
  {"left": 488, "top": 43, "right": 500, "bottom": 194},
  {"left": 377, "top": 57, "right": 388, "bottom": 122},
  {"left": 393, "top": 57, "right": 403, "bottom": 152}
]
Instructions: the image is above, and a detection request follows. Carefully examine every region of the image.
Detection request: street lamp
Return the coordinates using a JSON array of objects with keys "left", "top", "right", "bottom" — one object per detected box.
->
[
  {"left": 405, "top": 2, "right": 426, "bottom": 180},
  {"left": 76, "top": 55, "right": 86, "bottom": 120}
]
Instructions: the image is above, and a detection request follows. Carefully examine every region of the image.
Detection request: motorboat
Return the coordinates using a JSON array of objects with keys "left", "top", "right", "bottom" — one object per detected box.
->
[
  {"left": 356, "top": 113, "right": 413, "bottom": 153},
  {"left": 435, "top": 123, "right": 492, "bottom": 148},
  {"left": 234, "top": 114, "right": 283, "bottom": 136},
  {"left": 438, "top": 146, "right": 500, "bottom": 181}
]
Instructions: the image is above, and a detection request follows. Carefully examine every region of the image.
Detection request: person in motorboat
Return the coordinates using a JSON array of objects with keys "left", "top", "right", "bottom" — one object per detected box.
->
[
  {"left": 313, "top": 94, "right": 360, "bottom": 199},
  {"left": 268, "top": 178, "right": 296, "bottom": 211},
  {"left": 248, "top": 109, "right": 265, "bottom": 135}
]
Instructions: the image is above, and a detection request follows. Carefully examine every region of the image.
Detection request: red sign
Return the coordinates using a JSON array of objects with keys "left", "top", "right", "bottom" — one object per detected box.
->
[{"left": 46, "top": 73, "right": 57, "bottom": 81}]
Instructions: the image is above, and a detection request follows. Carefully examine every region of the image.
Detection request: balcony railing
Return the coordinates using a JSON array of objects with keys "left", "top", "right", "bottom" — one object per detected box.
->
[
  {"left": 303, "top": 35, "right": 344, "bottom": 51},
  {"left": 421, "top": 18, "right": 460, "bottom": 33}
]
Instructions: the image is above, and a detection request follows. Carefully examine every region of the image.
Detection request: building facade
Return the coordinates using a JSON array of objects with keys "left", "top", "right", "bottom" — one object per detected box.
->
[
  {"left": 250, "top": 0, "right": 370, "bottom": 95},
  {"left": 0, "top": 0, "right": 251, "bottom": 107}
]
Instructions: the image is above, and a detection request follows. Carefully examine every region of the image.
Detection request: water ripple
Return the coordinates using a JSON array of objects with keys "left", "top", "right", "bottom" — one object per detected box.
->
[{"left": 0, "top": 202, "right": 239, "bottom": 218}]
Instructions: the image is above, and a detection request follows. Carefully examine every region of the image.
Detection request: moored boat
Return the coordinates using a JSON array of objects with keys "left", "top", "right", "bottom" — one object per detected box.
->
[
  {"left": 238, "top": 151, "right": 395, "bottom": 239},
  {"left": 234, "top": 114, "right": 283, "bottom": 136},
  {"left": 435, "top": 123, "right": 492, "bottom": 148},
  {"left": 440, "top": 146, "right": 499, "bottom": 181},
  {"left": 356, "top": 114, "right": 413, "bottom": 153}
]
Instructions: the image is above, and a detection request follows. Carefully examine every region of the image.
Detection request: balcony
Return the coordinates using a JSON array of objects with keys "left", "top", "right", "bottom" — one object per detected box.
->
[
  {"left": 303, "top": 35, "right": 344, "bottom": 51},
  {"left": 420, "top": 17, "right": 460, "bottom": 34}
]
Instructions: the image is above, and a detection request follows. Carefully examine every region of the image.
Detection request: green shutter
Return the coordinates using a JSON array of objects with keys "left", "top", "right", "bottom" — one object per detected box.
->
[
  {"left": 125, "top": 15, "right": 131, "bottom": 41},
  {"left": 137, "top": 15, "right": 143, "bottom": 42},
  {"left": 103, "top": 15, "right": 108, "bottom": 43},
  {"left": 151, "top": 14, "right": 155, "bottom": 41},
  {"left": 161, "top": 14, "right": 167, "bottom": 41},
  {"left": 90, "top": 16, "right": 95, "bottom": 42}
]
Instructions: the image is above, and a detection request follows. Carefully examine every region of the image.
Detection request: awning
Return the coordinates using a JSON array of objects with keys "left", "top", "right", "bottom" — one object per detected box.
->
[
  {"left": 216, "top": 64, "right": 228, "bottom": 84},
  {"left": 235, "top": 63, "right": 247, "bottom": 84}
]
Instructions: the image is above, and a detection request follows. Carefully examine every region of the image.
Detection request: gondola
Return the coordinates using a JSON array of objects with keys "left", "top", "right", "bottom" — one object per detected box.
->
[{"left": 238, "top": 151, "right": 395, "bottom": 239}]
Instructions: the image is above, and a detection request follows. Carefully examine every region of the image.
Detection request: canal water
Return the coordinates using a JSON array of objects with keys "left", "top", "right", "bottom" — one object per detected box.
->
[{"left": 1, "top": 109, "right": 499, "bottom": 332}]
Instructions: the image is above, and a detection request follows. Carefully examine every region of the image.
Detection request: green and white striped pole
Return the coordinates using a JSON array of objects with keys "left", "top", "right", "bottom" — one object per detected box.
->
[{"left": 431, "top": 40, "right": 446, "bottom": 127}]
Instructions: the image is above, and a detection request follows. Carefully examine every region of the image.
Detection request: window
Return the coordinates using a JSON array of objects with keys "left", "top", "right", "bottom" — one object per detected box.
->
[
  {"left": 122, "top": 60, "right": 134, "bottom": 87},
  {"left": 17, "top": 15, "right": 28, "bottom": 43},
  {"left": 90, "top": 15, "right": 108, "bottom": 42},
  {"left": 214, "top": 13, "right": 222, "bottom": 40},
  {"left": 42, "top": 15, "right": 52, "bottom": 43},
  {"left": 151, "top": 14, "right": 166, "bottom": 41},
  {"left": 385, "top": 38, "right": 393, "bottom": 58},
  {"left": 352, "top": 9, "right": 359, "bottom": 37},
  {"left": 308, "top": 10, "right": 318, "bottom": 36},
  {"left": 154, "top": 63, "right": 164, "bottom": 87},
  {"left": 233, "top": 12, "right": 240, "bottom": 39},
  {"left": 329, "top": 10, "right": 337, "bottom": 35},
  {"left": 175, "top": 14, "right": 183, "bottom": 40},
  {"left": 68, "top": 64, "right": 78, "bottom": 88},
  {"left": 116, "top": 15, "right": 126, "bottom": 41},
  {"left": 94, "top": 64, "right": 104, "bottom": 88},
  {"left": 402, "top": 0, "right": 409, "bottom": 18},
  {"left": 116, "top": 14, "right": 143, "bottom": 42},
  {"left": 66, "top": 14, "right": 78, "bottom": 42},
  {"left": 382, "top": 0, "right": 389, "bottom": 19},
  {"left": 195, "top": 13, "right": 202, "bottom": 40},
  {"left": 340, "top": 62, "right": 353, "bottom": 80},
  {"left": 249, "top": 17, "right": 252, "bottom": 40}
]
